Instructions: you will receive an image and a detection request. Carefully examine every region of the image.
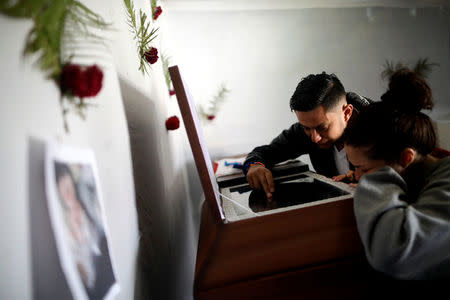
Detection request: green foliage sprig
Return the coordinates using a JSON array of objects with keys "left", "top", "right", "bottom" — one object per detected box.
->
[
  {"left": 124, "top": 0, "right": 159, "bottom": 75},
  {"left": 1, "top": 0, "right": 109, "bottom": 80},
  {"left": 150, "top": 0, "right": 157, "bottom": 10},
  {"left": 381, "top": 57, "right": 439, "bottom": 80},
  {"left": 0, "top": 0, "right": 49, "bottom": 17},
  {"left": 150, "top": 0, "right": 162, "bottom": 21},
  {"left": 150, "top": 0, "right": 157, "bottom": 16},
  {"left": 1, "top": 0, "right": 111, "bottom": 132},
  {"left": 199, "top": 83, "right": 230, "bottom": 121},
  {"left": 161, "top": 52, "right": 173, "bottom": 92}
]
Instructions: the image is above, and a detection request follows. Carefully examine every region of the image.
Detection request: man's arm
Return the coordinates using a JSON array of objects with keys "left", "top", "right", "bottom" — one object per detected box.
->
[
  {"left": 243, "top": 123, "right": 312, "bottom": 174},
  {"left": 243, "top": 123, "right": 313, "bottom": 199}
]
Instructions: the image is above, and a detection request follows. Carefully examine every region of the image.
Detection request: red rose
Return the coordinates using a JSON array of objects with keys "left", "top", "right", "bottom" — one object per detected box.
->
[
  {"left": 61, "top": 64, "right": 87, "bottom": 97},
  {"left": 169, "top": 90, "right": 175, "bottom": 96},
  {"left": 144, "top": 47, "right": 158, "bottom": 64},
  {"left": 60, "top": 63, "right": 103, "bottom": 98},
  {"left": 207, "top": 115, "right": 215, "bottom": 120},
  {"left": 84, "top": 65, "right": 103, "bottom": 97},
  {"left": 153, "top": 6, "right": 162, "bottom": 20},
  {"left": 165, "top": 115, "right": 180, "bottom": 130}
]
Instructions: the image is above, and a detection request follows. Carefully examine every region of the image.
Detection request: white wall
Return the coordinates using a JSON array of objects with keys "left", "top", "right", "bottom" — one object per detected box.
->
[
  {"left": 164, "top": 6, "right": 450, "bottom": 158},
  {"left": 162, "top": 4, "right": 450, "bottom": 251},
  {"left": 0, "top": 7, "right": 138, "bottom": 300},
  {"left": 1, "top": 2, "right": 449, "bottom": 300},
  {"left": 0, "top": 0, "right": 197, "bottom": 299}
]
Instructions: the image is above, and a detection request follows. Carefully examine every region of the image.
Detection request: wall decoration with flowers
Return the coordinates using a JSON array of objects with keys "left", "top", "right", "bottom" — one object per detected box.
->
[
  {"left": 124, "top": 0, "right": 181, "bottom": 131},
  {"left": 150, "top": 0, "right": 162, "bottom": 21},
  {"left": 124, "top": 0, "right": 160, "bottom": 75},
  {"left": 165, "top": 115, "right": 180, "bottom": 130},
  {"left": 161, "top": 53, "right": 175, "bottom": 96},
  {"left": 198, "top": 84, "right": 230, "bottom": 122},
  {"left": 0, "top": 0, "right": 110, "bottom": 133},
  {"left": 381, "top": 57, "right": 439, "bottom": 80}
]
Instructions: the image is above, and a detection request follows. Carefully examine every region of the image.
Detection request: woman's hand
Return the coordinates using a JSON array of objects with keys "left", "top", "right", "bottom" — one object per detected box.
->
[{"left": 333, "top": 170, "right": 357, "bottom": 187}]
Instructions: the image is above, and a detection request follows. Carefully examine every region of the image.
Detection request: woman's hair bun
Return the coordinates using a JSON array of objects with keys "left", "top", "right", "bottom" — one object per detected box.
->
[{"left": 380, "top": 67, "right": 433, "bottom": 112}]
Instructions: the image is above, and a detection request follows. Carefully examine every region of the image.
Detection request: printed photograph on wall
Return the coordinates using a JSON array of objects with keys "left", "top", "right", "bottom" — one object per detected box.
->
[{"left": 45, "top": 141, "right": 119, "bottom": 300}]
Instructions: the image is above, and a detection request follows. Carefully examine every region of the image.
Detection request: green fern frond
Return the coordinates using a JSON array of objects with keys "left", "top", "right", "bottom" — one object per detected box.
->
[
  {"left": 197, "top": 105, "right": 208, "bottom": 119},
  {"left": 161, "top": 52, "right": 172, "bottom": 90},
  {"left": 0, "top": 0, "right": 48, "bottom": 18},
  {"left": 210, "top": 83, "right": 230, "bottom": 112},
  {"left": 381, "top": 60, "right": 394, "bottom": 80},
  {"left": 142, "top": 27, "right": 158, "bottom": 47},
  {"left": 124, "top": 0, "right": 137, "bottom": 30},
  {"left": 381, "top": 58, "right": 439, "bottom": 81},
  {"left": 22, "top": 0, "right": 69, "bottom": 78},
  {"left": 413, "top": 57, "right": 439, "bottom": 79},
  {"left": 4, "top": 0, "right": 111, "bottom": 80},
  {"left": 1, "top": 0, "right": 112, "bottom": 132},
  {"left": 381, "top": 59, "right": 407, "bottom": 81},
  {"left": 124, "top": 0, "right": 159, "bottom": 75},
  {"left": 72, "top": 1, "right": 110, "bottom": 28},
  {"left": 199, "top": 83, "right": 230, "bottom": 120}
]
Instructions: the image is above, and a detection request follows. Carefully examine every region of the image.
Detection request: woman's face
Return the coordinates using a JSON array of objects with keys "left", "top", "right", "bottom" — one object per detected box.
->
[{"left": 345, "top": 145, "right": 388, "bottom": 181}]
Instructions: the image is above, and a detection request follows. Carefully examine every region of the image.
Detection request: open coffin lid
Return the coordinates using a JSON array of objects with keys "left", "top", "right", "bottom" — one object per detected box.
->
[{"left": 168, "top": 65, "right": 225, "bottom": 222}]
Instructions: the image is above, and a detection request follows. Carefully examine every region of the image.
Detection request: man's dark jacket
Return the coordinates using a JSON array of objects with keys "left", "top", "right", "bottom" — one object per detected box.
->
[{"left": 243, "top": 93, "right": 372, "bottom": 178}]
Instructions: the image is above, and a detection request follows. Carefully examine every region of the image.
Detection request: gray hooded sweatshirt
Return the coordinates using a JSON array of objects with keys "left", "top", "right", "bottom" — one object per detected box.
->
[{"left": 354, "top": 157, "right": 450, "bottom": 279}]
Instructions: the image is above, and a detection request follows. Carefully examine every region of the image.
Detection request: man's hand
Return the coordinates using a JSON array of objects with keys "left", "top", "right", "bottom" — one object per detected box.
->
[{"left": 246, "top": 164, "right": 275, "bottom": 200}]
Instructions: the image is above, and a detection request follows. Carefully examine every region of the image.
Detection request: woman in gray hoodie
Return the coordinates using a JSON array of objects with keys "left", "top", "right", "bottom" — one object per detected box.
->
[{"left": 340, "top": 68, "right": 450, "bottom": 280}]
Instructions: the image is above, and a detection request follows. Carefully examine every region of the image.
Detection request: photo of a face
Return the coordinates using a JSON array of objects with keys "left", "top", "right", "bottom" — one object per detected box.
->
[
  {"left": 46, "top": 142, "right": 118, "bottom": 300},
  {"left": 54, "top": 162, "right": 102, "bottom": 292}
]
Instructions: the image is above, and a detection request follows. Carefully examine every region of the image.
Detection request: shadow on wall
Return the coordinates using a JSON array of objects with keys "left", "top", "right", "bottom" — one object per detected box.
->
[
  {"left": 28, "top": 137, "right": 73, "bottom": 299},
  {"left": 119, "top": 76, "right": 171, "bottom": 298},
  {"left": 119, "top": 76, "right": 200, "bottom": 300}
]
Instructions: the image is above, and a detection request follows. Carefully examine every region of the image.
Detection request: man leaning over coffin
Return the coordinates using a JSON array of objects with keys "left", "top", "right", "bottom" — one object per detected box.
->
[{"left": 243, "top": 72, "right": 372, "bottom": 200}]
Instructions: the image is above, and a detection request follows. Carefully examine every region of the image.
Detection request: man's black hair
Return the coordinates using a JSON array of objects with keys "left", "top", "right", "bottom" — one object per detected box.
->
[{"left": 290, "top": 72, "right": 346, "bottom": 112}]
